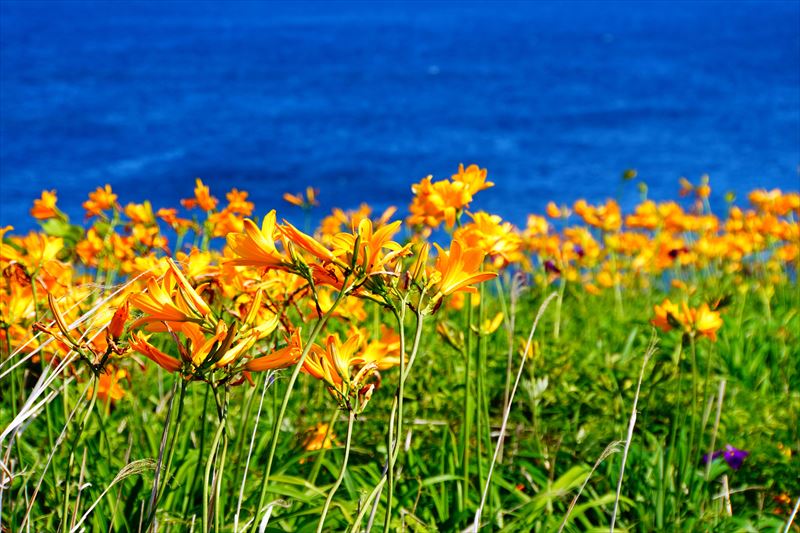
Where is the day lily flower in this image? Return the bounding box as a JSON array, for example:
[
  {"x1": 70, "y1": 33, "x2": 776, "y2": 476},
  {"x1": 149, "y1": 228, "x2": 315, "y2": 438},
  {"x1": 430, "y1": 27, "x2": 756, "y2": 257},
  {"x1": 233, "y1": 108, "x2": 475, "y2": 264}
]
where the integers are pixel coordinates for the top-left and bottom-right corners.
[
  {"x1": 329, "y1": 218, "x2": 409, "y2": 274},
  {"x1": 128, "y1": 332, "x2": 182, "y2": 373},
  {"x1": 283, "y1": 186, "x2": 319, "y2": 208},
  {"x1": 303, "y1": 332, "x2": 377, "y2": 409},
  {"x1": 181, "y1": 178, "x2": 218, "y2": 211},
  {"x1": 124, "y1": 201, "x2": 156, "y2": 226},
  {"x1": 430, "y1": 239, "x2": 497, "y2": 297},
  {"x1": 226, "y1": 211, "x2": 290, "y2": 268},
  {"x1": 280, "y1": 220, "x2": 336, "y2": 262},
  {"x1": 82, "y1": 184, "x2": 119, "y2": 218},
  {"x1": 130, "y1": 259, "x2": 210, "y2": 328},
  {"x1": 30, "y1": 190, "x2": 61, "y2": 220},
  {"x1": 302, "y1": 422, "x2": 335, "y2": 452},
  {"x1": 244, "y1": 328, "x2": 304, "y2": 372},
  {"x1": 651, "y1": 299, "x2": 723, "y2": 341},
  {"x1": 88, "y1": 366, "x2": 129, "y2": 404}
]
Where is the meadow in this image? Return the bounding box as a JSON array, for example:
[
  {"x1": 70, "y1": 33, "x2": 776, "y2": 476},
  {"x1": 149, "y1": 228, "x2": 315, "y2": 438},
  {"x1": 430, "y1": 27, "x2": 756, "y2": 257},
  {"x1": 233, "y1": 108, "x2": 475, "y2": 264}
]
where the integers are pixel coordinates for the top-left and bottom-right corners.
[{"x1": 0, "y1": 165, "x2": 798, "y2": 532}]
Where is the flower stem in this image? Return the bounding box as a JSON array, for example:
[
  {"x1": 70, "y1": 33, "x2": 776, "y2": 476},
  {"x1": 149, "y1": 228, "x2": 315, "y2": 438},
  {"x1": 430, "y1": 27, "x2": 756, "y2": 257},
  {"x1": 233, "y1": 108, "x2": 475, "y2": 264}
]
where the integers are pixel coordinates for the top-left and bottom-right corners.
[
  {"x1": 316, "y1": 409, "x2": 355, "y2": 533},
  {"x1": 202, "y1": 395, "x2": 226, "y2": 533},
  {"x1": 252, "y1": 278, "x2": 351, "y2": 530},
  {"x1": 309, "y1": 407, "x2": 340, "y2": 487}
]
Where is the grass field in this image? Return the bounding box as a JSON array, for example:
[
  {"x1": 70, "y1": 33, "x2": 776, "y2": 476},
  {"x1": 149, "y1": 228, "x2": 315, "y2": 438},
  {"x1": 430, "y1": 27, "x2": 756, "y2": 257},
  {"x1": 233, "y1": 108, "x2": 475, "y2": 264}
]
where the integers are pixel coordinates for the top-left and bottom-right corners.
[{"x1": 1, "y1": 167, "x2": 798, "y2": 531}]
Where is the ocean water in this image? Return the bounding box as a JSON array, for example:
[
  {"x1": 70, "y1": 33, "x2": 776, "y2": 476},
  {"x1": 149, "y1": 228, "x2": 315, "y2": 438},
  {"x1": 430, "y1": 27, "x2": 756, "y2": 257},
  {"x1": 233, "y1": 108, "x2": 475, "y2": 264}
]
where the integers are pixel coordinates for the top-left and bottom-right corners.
[{"x1": 1, "y1": 1, "x2": 799, "y2": 231}]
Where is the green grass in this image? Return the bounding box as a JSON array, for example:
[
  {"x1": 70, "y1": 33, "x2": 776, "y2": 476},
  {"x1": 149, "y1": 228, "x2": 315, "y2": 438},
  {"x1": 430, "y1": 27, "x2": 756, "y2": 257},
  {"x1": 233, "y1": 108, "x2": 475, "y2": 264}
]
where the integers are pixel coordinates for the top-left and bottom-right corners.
[{"x1": 1, "y1": 271, "x2": 798, "y2": 532}]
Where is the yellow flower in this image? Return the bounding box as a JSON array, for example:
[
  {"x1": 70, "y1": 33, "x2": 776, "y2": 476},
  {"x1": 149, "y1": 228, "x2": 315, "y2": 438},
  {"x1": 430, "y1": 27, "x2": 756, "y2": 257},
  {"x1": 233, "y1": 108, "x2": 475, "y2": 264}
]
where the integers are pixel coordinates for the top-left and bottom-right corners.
[
  {"x1": 688, "y1": 303, "x2": 723, "y2": 341},
  {"x1": 244, "y1": 328, "x2": 304, "y2": 372},
  {"x1": 82, "y1": 184, "x2": 119, "y2": 218},
  {"x1": 430, "y1": 238, "x2": 497, "y2": 297},
  {"x1": 30, "y1": 190, "x2": 60, "y2": 220},
  {"x1": 651, "y1": 298, "x2": 683, "y2": 333},
  {"x1": 283, "y1": 186, "x2": 319, "y2": 208},
  {"x1": 302, "y1": 423, "x2": 335, "y2": 452},
  {"x1": 477, "y1": 312, "x2": 504, "y2": 335},
  {"x1": 329, "y1": 218, "x2": 409, "y2": 274},
  {"x1": 124, "y1": 201, "x2": 156, "y2": 225},
  {"x1": 451, "y1": 163, "x2": 493, "y2": 195},
  {"x1": 280, "y1": 220, "x2": 336, "y2": 262},
  {"x1": 226, "y1": 211, "x2": 290, "y2": 268},
  {"x1": 88, "y1": 367, "x2": 129, "y2": 404},
  {"x1": 181, "y1": 178, "x2": 218, "y2": 211},
  {"x1": 129, "y1": 258, "x2": 210, "y2": 328},
  {"x1": 128, "y1": 332, "x2": 182, "y2": 373}
]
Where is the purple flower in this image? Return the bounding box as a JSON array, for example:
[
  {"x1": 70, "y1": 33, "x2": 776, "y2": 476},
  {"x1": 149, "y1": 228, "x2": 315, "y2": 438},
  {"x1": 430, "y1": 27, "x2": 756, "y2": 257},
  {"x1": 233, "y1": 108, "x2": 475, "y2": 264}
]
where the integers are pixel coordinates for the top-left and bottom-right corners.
[
  {"x1": 703, "y1": 444, "x2": 749, "y2": 471},
  {"x1": 544, "y1": 260, "x2": 561, "y2": 274},
  {"x1": 722, "y1": 445, "x2": 749, "y2": 470}
]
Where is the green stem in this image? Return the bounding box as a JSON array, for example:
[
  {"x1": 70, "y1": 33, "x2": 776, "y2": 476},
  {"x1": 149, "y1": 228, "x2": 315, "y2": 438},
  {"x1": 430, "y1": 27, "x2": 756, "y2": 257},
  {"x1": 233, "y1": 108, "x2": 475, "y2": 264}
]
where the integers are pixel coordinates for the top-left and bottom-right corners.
[
  {"x1": 461, "y1": 292, "x2": 474, "y2": 513},
  {"x1": 316, "y1": 409, "x2": 355, "y2": 533},
  {"x1": 183, "y1": 385, "x2": 210, "y2": 516},
  {"x1": 144, "y1": 378, "x2": 187, "y2": 531},
  {"x1": 62, "y1": 374, "x2": 99, "y2": 530},
  {"x1": 383, "y1": 300, "x2": 407, "y2": 531},
  {"x1": 203, "y1": 394, "x2": 226, "y2": 533},
  {"x1": 685, "y1": 335, "x2": 699, "y2": 497},
  {"x1": 252, "y1": 277, "x2": 351, "y2": 530},
  {"x1": 553, "y1": 275, "x2": 566, "y2": 340},
  {"x1": 476, "y1": 273, "x2": 488, "y2": 509},
  {"x1": 309, "y1": 407, "x2": 340, "y2": 486},
  {"x1": 383, "y1": 292, "x2": 426, "y2": 532}
]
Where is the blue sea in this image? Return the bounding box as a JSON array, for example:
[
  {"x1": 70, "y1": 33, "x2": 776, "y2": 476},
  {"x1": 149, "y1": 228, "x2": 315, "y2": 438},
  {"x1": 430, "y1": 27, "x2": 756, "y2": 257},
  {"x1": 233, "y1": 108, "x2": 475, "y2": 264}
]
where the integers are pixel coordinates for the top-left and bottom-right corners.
[{"x1": 1, "y1": 1, "x2": 799, "y2": 231}]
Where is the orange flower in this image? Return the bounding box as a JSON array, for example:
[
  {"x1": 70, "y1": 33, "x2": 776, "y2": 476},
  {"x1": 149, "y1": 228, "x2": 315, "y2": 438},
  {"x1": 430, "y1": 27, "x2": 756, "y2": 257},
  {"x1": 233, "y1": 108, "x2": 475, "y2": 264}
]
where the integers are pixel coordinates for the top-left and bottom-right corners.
[
  {"x1": 545, "y1": 201, "x2": 572, "y2": 219},
  {"x1": 574, "y1": 199, "x2": 622, "y2": 232},
  {"x1": 181, "y1": 321, "x2": 229, "y2": 367},
  {"x1": 302, "y1": 422, "x2": 335, "y2": 452},
  {"x1": 225, "y1": 188, "x2": 254, "y2": 216},
  {"x1": 651, "y1": 298, "x2": 723, "y2": 341},
  {"x1": 156, "y1": 208, "x2": 193, "y2": 230},
  {"x1": 107, "y1": 298, "x2": 129, "y2": 339},
  {"x1": 651, "y1": 298, "x2": 684, "y2": 332},
  {"x1": 88, "y1": 367, "x2": 129, "y2": 403},
  {"x1": 280, "y1": 220, "x2": 336, "y2": 263},
  {"x1": 124, "y1": 201, "x2": 156, "y2": 225},
  {"x1": 454, "y1": 211, "x2": 523, "y2": 267},
  {"x1": 303, "y1": 332, "x2": 376, "y2": 402},
  {"x1": 359, "y1": 325, "x2": 402, "y2": 370},
  {"x1": 226, "y1": 211, "x2": 290, "y2": 268},
  {"x1": 128, "y1": 332, "x2": 182, "y2": 372},
  {"x1": 407, "y1": 166, "x2": 480, "y2": 229},
  {"x1": 430, "y1": 238, "x2": 497, "y2": 297},
  {"x1": 687, "y1": 303, "x2": 723, "y2": 341},
  {"x1": 451, "y1": 163, "x2": 493, "y2": 195},
  {"x1": 82, "y1": 184, "x2": 119, "y2": 218},
  {"x1": 30, "y1": 190, "x2": 60, "y2": 220},
  {"x1": 244, "y1": 328, "x2": 304, "y2": 372},
  {"x1": 329, "y1": 218, "x2": 409, "y2": 273},
  {"x1": 129, "y1": 259, "x2": 210, "y2": 328},
  {"x1": 181, "y1": 178, "x2": 218, "y2": 211},
  {"x1": 283, "y1": 186, "x2": 319, "y2": 208}
]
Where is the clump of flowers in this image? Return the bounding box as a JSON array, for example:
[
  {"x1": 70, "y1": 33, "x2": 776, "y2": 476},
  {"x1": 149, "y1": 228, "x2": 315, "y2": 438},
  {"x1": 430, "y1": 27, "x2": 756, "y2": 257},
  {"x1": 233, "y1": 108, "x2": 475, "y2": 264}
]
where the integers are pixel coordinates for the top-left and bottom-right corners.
[{"x1": 651, "y1": 298, "x2": 724, "y2": 341}]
